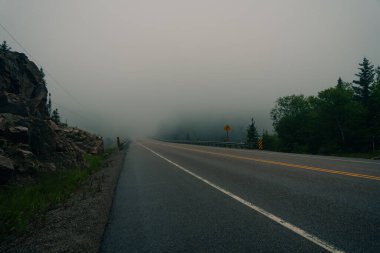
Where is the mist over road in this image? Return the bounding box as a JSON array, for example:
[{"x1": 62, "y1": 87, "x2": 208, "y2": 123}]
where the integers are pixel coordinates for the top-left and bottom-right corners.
[{"x1": 101, "y1": 139, "x2": 380, "y2": 252}]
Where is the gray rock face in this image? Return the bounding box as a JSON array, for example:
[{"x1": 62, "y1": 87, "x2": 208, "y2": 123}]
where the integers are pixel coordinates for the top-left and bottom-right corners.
[
  {"x1": 0, "y1": 51, "x2": 48, "y2": 118},
  {"x1": 58, "y1": 127, "x2": 104, "y2": 155},
  {"x1": 0, "y1": 50, "x2": 104, "y2": 184}
]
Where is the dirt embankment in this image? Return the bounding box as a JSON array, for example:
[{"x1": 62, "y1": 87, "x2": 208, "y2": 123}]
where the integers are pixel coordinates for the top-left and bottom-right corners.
[{"x1": 0, "y1": 148, "x2": 127, "y2": 253}]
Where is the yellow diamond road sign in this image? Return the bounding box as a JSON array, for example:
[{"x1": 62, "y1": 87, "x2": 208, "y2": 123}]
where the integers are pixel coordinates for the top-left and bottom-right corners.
[{"x1": 224, "y1": 125, "x2": 231, "y2": 132}]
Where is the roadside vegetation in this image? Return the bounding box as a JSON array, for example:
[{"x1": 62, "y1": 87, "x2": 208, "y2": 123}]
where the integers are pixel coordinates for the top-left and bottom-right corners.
[
  {"x1": 266, "y1": 58, "x2": 380, "y2": 157},
  {"x1": 0, "y1": 148, "x2": 115, "y2": 240}
]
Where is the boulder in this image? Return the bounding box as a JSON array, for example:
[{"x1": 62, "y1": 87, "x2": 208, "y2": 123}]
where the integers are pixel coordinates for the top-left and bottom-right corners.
[
  {"x1": 17, "y1": 149, "x2": 34, "y2": 158},
  {"x1": 47, "y1": 120, "x2": 59, "y2": 131},
  {"x1": 8, "y1": 126, "x2": 29, "y2": 143},
  {"x1": 9, "y1": 126, "x2": 28, "y2": 133}
]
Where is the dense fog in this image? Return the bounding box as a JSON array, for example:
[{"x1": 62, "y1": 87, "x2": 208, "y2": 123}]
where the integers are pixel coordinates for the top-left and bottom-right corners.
[{"x1": 1, "y1": 0, "x2": 379, "y2": 140}]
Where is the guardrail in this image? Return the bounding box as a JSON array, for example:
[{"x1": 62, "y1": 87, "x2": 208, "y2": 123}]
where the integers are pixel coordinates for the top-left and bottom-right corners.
[{"x1": 159, "y1": 139, "x2": 258, "y2": 150}]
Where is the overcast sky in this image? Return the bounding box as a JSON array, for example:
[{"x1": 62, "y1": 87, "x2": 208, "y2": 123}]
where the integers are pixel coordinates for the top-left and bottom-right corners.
[{"x1": 1, "y1": 0, "x2": 379, "y2": 137}]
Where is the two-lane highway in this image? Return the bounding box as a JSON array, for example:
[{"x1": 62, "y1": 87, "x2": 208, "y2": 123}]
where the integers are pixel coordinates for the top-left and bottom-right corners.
[{"x1": 101, "y1": 139, "x2": 380, "y2": 252}]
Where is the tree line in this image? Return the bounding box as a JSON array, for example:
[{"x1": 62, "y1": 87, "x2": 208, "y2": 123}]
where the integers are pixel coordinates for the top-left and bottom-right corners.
[{"x1": 265, "y1": 57, "x2": 380, "y2": 154}]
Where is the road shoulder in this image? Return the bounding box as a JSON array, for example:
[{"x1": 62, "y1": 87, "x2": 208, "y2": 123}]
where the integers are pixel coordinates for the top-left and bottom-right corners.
[{"x1": 0, "y1": 149, "x2": 127, "y2": 253}]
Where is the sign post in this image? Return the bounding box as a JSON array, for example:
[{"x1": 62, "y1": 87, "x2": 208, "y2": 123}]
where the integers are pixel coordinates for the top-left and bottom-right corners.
[
  {"x1": 117, "y1": 137, "x2": 121, "y2": 150},
  {"x1": 224, "y1": 124, "x2": 231, "y2": 141}
]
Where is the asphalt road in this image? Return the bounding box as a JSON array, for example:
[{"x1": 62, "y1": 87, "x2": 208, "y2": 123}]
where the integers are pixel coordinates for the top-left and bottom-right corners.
[{"x1": 100, "y1": 139, "x2": 380, "y2": 253}]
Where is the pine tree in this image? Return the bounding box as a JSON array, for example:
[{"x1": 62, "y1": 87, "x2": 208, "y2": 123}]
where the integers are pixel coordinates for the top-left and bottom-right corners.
[
  {"x1": 369, "y1": 66, "x2": 380, "y2": 151},
  {"x1": 353, "y1": 57, "x2": 375, "y2": 106},
  {"x1": 247, "y1": 118, "x2": 258, "y2": 143},
  {"x1": 375, "y1": 66, "x2": 380, "y2": 87},
  {"x1": 337, "y1": 77, "x2": 344, "y2": 88},
  {"x1": 51, "y1": 108, "x2": 61, "y2": 124},
  {"x1": 47, "y1": 93, "x2": 52, "y2": 116},
  {"x1": 0, "y1": 41, "x2": 11, "y2": 52},
  {"x1": 40, "y1": 67, "x2": 47, "y2": 86}
]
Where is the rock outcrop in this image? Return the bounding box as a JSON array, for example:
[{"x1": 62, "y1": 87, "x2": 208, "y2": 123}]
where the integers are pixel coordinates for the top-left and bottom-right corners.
[
  {"x1": 0, "y1": 51, "x2": 48, "y2": 118},
  {"x1": 0, "y1": 50, "x2": 103, "y2": 184}
]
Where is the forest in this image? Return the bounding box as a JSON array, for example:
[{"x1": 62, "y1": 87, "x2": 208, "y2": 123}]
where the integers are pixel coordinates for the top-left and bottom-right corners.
[{"x1": 267, "y1": 57, "x2": 380, "y2": 155}]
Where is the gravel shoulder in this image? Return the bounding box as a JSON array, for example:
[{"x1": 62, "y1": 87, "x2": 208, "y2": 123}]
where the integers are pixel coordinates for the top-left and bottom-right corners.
[{"x1": 0, "y1": 149, "x2": 127, "y2": 253}]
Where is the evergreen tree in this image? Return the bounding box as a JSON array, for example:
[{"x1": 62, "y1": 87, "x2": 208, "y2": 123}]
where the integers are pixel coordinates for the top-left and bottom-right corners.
[
  {"x1": 0, "y1": 41, "x2": 11, "y2": 52},
  {"x1": 40, "y1": 67, "x2": 47, "y2": 86},
  {"x1": 375, "y1": 66, "x2": 380, "y2": 88},
  {"x1": 337, "y1": 77, "x2": 344, "y2": 88},
  {"x1": 369, "y1": 66, "x2": 380, "y2": 151},
  {"x1": 353, "y1": 57, "x2": 375, "y2": 106},
  {"x1": 246, "y1": 118, "x2": 258, "y2": 144},
  {"x1": 47, "y1": 93, "x2": 52, "y2": 116},
  {"x1": 51, "y1": 108, "x2": 61, "y2": 124}
]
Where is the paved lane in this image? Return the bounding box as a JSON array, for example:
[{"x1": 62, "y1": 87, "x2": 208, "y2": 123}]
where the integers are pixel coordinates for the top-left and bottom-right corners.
[{"x1": 101, "y1": 139, "x2": 380, "y2": 252}]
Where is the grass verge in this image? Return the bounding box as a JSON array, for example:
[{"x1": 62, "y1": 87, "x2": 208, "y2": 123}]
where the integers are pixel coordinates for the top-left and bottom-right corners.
[
  {"x1": 0, "y1": 148, "x2": 115, "y2": 240},
  {"x1": 332, "y1": 150, "x2": 380, "y2": 159}
]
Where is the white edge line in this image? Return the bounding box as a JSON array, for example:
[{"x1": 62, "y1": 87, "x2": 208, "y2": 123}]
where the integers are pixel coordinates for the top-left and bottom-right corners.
[{"x1": 137, "y1": 142, "x2": 345, "y2": 253}]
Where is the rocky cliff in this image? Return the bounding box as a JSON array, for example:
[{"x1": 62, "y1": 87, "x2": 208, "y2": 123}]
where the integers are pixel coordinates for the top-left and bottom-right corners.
[{"x1": 0, "y1": 50, "x2": 103, "y2": 184}]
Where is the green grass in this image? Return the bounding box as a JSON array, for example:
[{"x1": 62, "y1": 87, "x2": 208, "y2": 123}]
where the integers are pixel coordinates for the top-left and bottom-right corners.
[
  {"x1": 332, "y1": 150, "x2": 380, "y2": 159},
  {"x1": 0, "y1": 150, "x2": 113, "y2": 240}
]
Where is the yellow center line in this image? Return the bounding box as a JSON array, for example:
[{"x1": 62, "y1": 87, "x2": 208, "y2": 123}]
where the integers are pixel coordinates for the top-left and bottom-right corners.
[{"x1": 149, "y1": 141, "x2": 380, "y2": 182}]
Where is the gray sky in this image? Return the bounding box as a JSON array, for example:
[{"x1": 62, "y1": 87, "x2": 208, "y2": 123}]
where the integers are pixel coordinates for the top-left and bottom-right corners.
[{"x1": 1, "y1": 0, "x2": 379, "y2": 137}]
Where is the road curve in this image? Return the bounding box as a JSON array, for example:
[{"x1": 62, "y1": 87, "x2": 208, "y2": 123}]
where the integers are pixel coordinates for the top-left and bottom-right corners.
[{"x1": 100, "y1": 139, "x2": 380, "y2": 252}]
